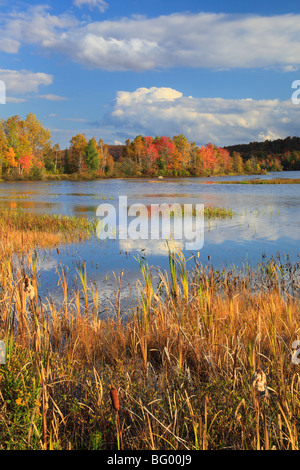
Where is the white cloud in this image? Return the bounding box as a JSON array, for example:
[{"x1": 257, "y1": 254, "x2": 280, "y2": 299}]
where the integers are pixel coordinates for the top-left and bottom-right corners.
[
  {"x1": 109, "y1": 86, "x2": 300, "y2": 146},
  {"x1": 0, "y1": 69, "x2": 53, "y2": 94},
  {"x1": 119, "y1": 238, "x2": 184, "y2": 256},
  {"x1": 73, "y1": 0, "x2": 108, "y2": 12},
  {"x1": 0, "y1": 5, "x2": 77, "y2": 53},
  {"x1": 36, "y1": 94, "x2": 68, "y2": 101},
  {"x1": 59, "y1": 117, "x2": 87, "y2": 122},
  {"x1": 1, "y1": 7, "x2": 300, "y2": 71},
  {"x1": 0, "y1": 38, "x2": 20, "y2": 53},
  {"x1": 6, "y1": 96, "x2": 28, "y2": 103}
]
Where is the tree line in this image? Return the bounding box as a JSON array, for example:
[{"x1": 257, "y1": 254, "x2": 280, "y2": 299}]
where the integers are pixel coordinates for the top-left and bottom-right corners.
[
  {"x1": 225, "y1": 136, "x2": 300, "y2": 172},
  {"x1": 0, "y1": 114, "x2": 299, "y2": 180},
  {"x1": 0, "y1": 115, "x2": 115, "y2": 179},
  {"x1": 115, "y1": 135, "x2": 287, "y2": 177}
]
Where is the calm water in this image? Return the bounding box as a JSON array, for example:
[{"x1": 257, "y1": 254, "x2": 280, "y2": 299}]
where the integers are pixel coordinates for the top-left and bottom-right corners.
[{"x1": 2, "y1": 171, "x2": 300, "y2": 306}]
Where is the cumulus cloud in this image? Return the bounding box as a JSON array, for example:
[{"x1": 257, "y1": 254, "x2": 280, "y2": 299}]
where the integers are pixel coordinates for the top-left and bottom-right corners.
[
  {"x1": 0, "y1": 69, "x2": 53, "y2": 94},
  {"x1": 46, "y1": 12, "x2": 300, "y2": 71},
  {"x1": 1, "y1": 6, "x2": 300, "y2": 71},
  {"x1": 109, "y1": 86, "x2": 300, "y2": 146}
]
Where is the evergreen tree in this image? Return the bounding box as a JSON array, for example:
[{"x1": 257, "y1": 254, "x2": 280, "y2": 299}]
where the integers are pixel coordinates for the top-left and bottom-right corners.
[
  {"x1": 84, "y1": 138, "x2": 100, "y2": 172},
  {"x1": 64, "y1": 148, "x2": 71, "y2": 174}
]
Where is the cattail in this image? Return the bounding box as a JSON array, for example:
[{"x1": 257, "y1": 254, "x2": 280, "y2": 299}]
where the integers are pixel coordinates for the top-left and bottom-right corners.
[
  {"x1": 110, "y1": 387, "x2": 120, "y2": 411},
  {"x1": 252, "y1": 369, "x2": 267, "y2": 393},
  {"x1": 24, "y1": 275, "x2": 35, "y2": 300},
  {"x1": 110, "y1": 386, "x2": 123, "y2": 450}
]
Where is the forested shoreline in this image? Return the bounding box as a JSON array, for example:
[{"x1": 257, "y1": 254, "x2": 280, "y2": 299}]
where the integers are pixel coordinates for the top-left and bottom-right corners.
[{"x1": 1, "y1": 113, "x2": 300, "y2": 181}]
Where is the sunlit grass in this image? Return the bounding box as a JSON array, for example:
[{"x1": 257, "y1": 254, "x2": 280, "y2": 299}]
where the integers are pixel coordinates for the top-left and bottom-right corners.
[
  {"x1": 216, "y1": 178, "x2": 300, "y2": 185},
  {"x1": 0, "y1": 209, "x2": 96, "y2": 254},
  {"x1": 0, "y1": 237, "x2": 299, "y2": 450}
]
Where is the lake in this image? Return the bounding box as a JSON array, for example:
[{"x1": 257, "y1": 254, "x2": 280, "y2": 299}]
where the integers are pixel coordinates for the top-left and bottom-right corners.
[{"x1": 2, "y1": 171, "x2": 300, "y2": 307}]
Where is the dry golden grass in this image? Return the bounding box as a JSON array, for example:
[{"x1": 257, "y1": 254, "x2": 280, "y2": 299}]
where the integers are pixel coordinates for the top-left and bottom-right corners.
[
  {"x1": 0, "y1": 229, "x2": 64, "y2": 253},
  {"x1": 0, "y1": 224, "x2": 299, "y2": 450},
  {"x1": 0, "y1": 209, "x2": 96, "y2": 258}
]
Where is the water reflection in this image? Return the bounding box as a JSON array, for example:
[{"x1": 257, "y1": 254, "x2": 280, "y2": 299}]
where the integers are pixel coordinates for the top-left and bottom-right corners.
[{"x1": 1, "y1": 171, "x2": 299, "y2": 304}]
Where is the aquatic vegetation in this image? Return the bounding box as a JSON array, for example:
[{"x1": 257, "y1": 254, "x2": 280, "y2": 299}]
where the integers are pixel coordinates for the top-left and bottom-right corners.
[
  {"x1": 0, "y1": 209, "x2": 96, "y2": 235},
  {"x1": 202, "y1": 206, "x2": 234, "y2": 219},
  {"x1": 0, "y1": 209, "x2": 97, "y2": 254},
  {"x1": 168, "y1": 205, "x2": 235, "y2": 219},
  {"x1": 216, "y1": 178, "x2": 300, "y2": 185},
  {"x1": 0, "y1": 194, "x2": 31, "y2": 200},
  {"x1": 0, "y1": 240, "x2": 299, "y2": 450}
]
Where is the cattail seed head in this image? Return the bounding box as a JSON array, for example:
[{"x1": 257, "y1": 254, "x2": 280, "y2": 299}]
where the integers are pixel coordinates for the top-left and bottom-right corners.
[
  {"x1": 24, "y1": 275, "x2": 35, "y2": 300},
  {"x1": 252, "y1": 369, "x2": 267, "y2": 393},
  {"x1": 110, "y1": 387, "x2": 120, "y2": 411}
]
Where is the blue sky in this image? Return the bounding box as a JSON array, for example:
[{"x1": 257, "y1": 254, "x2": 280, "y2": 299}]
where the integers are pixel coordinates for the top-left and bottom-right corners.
[{"x1": 1, "y1": 0, "x2": 300, "y2": 148}]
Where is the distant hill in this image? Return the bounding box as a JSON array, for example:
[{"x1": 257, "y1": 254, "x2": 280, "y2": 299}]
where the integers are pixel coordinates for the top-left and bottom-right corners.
[{"x1": 224, "y1": 136, "x2": 300, "y2": 158}]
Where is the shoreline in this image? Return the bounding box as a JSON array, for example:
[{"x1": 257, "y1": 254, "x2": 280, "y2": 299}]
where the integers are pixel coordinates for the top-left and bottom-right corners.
[{"x1": 0, "y1": 170, "x2": 298, "y2": 184}]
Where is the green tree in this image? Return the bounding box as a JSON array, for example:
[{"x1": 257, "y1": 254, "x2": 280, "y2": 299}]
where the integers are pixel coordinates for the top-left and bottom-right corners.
[
  {"x1": 85, "y1": 138, "x2": 100, "y2": 172},
  {"x1": 63, "y1": 148, "x2": 71, "y2": 174}
]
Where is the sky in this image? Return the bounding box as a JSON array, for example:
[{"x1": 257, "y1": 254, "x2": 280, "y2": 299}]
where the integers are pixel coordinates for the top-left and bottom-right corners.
[{"x1": 1, "y1": 0, "x2": 300, "y2": 149}]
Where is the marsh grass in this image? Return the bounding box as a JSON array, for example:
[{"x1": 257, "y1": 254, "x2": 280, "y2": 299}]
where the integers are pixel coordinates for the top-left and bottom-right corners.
[
  {"x1": 168, "y1": 206, "x2": 235, "y2": 220},
  {"x1": 0, "y1": 209, "x2": 96, "y2": 255},
  {"x1": 216, "y1": 178, "x2": 300, "y2": 185},
  {"x1": 0, "y1": 230, "x2": 299, "y2": 450},
  {"x1": 0, "y1": 209, "x2": 96, "y2": 236}
]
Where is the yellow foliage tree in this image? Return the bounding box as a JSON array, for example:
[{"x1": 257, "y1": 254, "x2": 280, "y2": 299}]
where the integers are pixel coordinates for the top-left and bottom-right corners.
[
  {"x1": 5, "y1": 147, "x2": 18, "y2": 168},
  {"x1": 69, "y1": 134, "x2": 88, "y2": 173}
]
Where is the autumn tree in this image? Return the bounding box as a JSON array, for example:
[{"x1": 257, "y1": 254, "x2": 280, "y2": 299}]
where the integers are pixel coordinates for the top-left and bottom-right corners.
[
  {"x1": 19, "y1": 154, "x2": 33, "y2": 173},
  {"x1": 0, "y1": 122, "x2": 8, "y2": 176},
  {"x1": 105, "y1": 153, "x2": 115, "y2": 176},
  {"x1": 5, "y1": 147, "x2": 18, "y2": 170},
  {"x1": 98, "y1": 139, "x2": 112, "y2": 175},
  {"x1": 188, "y1": 142, "x2": 202, "y2": 175},
  {"x1": 3, "y1": 116, "x2": 20, "y2": 148},
  {"x1": 244, "y1": 157, "x2": 261, "y2": 174},
  {"x1": 173, "y1": 134, "x2": 191, "y2": 169},
  {"x1": 231, "y1": 151, "x2": 244, "y2": 174},
  {"x1": 3, "y1": 116, "x2": 33, "y2": 174},
  {"x1": 217, "y1": 147, "x2": 232, "y2": 174},
  {"x1": 142, "y1": 136, "x2": 159, "y2": 175},
  {"x1": 24, "y1": 112, "x2": 52, "y2": 161},
  {"x1": 69, "y1": 134, "x2": 87, "y2": 173},
  {"x1": 198, "y1": 143, "x2": 218, "y2": 175},
  {"x1": 154, "y1": 136, "x2": 176, "y2": 173}
]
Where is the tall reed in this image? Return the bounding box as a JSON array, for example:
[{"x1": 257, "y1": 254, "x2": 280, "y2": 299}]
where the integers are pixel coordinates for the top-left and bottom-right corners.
[{"x1": 0, "y1": 238, "x2": 300, "y2": 450}]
